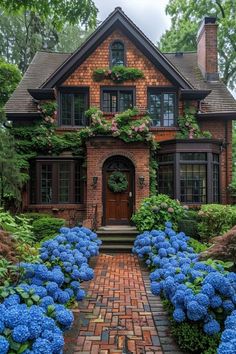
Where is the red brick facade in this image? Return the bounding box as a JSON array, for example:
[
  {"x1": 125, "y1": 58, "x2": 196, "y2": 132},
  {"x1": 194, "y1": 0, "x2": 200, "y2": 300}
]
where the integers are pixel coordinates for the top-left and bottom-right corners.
[{"x1": 23, "y1": 16, "x2": 234, "y2": 227}]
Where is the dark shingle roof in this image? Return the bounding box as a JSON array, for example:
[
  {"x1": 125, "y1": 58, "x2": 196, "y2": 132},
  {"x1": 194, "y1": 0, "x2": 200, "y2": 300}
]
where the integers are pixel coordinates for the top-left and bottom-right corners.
[
  {"x1": 5, "y1": 50, "x2": 236, "y2": 115},
  {"x1": 5, "y1": 51, "x2": 70, "y2": 114},
  {"x1": 164, "y1": 52, "x2": 236, "y2": 113}
]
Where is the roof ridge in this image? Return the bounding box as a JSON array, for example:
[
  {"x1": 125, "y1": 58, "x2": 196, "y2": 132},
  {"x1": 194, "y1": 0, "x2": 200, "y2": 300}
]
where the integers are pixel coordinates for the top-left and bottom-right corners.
[{"x1": 36, "y1": 50, "x2": 72, "y2": 55}]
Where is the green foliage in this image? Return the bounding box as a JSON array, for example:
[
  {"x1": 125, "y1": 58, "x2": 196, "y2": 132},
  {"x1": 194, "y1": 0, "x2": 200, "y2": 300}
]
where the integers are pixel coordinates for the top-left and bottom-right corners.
[
  {"x1": 162, "y1": 299, "x2": 220, "y2": 353},
  {"x1": 170, "y1": 319, "x2": 220, "y2": 353},
  {"x1": 178, "y1": 210, "x2": 200, "y2": 239},
  {"x1": 0, "y1": 209, "x2": 35, "y2": 244},
  {"x1": 159, "y1": 0, "x2": 236, "y2": 90},
  {"x1": 149, "y1": 155, "x2": 158, "y2": 195},
  {"x1": 177, "y1": 108, "x2": 212, "y2": 139},
  {"x1": 189, "y1": 238, "x2": 209, "y2": 253},
  {"x1": 0, "y1": 257, "x2": 17, "y2": 284},
  {"x1": 198, "y1": 204, "x2": 236, "y2": 241},
  {"x1": 227, "y1": 179, "x2": 236, "y2": 195},
  {"x1": 108, "y1": 171, "x2": 128, "y2": 193},
  {"x1": 31, "y1": 216, "x2": 65, "y2": 241},
  {"x1": 0, "y1": 12, "x2": 95, "y2": 73},
  {"x1": 0, "y1": 127, "x2": 28, "y2": 208},
  {"x1": 132, "y1": 194, "x2": 186, "y2": 232},
  {"x1": 0, "y1": 58, "x2": 21, "y2": 108},
  {"x1": 0, "y1": 283, "x2": 41, "y2": 306},
  {"x1": 0, "y1": 0, "x2": 98, "y2": 30},
  {"x1": 93, "y1": 66, "x2": 144, "y2": 83}
]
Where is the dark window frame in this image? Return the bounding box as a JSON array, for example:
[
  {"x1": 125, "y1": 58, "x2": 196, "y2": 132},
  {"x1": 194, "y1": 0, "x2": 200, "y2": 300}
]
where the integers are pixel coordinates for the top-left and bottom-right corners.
[
  {"x1": 101, "y1": 86, "x2": 135, "y2": 113},
  {"x1": 109, "y1": 40, "x2": 126, "y2": 67},
  {"x1": 147, "y1": 87, "x2": 178, "y2": 127},
  {"x1": 58, "y1": 87, "x2": 89, "y2": 127},
  {"x1": 158, "y1": 151, "x2": 220, "y2": 204},
  {"x1": 30, "y1": 158, "x2": 84, "y2": 204}
]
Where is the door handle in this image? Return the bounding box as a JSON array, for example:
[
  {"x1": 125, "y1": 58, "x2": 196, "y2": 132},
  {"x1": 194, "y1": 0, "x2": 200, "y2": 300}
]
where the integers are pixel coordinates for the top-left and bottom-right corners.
[{"x1": 129, "y1": 191, "x2": 132, "y2": 197}]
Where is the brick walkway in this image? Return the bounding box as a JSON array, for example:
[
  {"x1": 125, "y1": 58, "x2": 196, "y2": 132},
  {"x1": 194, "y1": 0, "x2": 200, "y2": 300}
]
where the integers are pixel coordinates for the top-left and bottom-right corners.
[{"x1": 64, "y1": 253, "x2": 183, "y2": 354}]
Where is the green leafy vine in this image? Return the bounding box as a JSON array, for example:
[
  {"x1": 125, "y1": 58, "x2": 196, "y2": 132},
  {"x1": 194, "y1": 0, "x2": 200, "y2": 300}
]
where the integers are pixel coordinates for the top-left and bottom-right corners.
[
  {"x1": 93, "y1": 66, "x2": 144, "y2": 83},
  {"x1": 177, "y1": 108, "x2": 212, "y2": 139}
]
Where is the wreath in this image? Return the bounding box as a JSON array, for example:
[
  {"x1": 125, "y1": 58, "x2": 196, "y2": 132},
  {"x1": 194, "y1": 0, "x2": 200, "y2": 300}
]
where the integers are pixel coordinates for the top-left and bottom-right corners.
[{"x1": 108, "y1": 171, "x2": 128, "y2": 193}]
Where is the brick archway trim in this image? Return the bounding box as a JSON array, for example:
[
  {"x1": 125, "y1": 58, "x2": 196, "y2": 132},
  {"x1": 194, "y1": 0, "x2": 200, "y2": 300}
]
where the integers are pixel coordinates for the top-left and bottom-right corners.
[{"x1": 98, "y1": 151, "x2": 137, "y2": 169}]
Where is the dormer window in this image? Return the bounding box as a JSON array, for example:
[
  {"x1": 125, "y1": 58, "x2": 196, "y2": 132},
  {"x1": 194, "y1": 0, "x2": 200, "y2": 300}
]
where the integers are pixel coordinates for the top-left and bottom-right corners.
[{"x1": 110, "y1": 41, "x2": 125, "y2": 67}]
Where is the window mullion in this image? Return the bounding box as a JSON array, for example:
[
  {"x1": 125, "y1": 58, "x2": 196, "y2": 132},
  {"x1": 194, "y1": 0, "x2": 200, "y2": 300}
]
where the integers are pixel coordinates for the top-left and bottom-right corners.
[
  {"x1": 207, "y1": 152, "x2": 213, "y2": 203},
  {"x1": 72, "y1": 94, "x2": 74, "y2": 126},
  {"x1": 117, "y1": 90, "x2": 120, "y2": 112},
  {"x1": 53, "y1": 162, "x2": 58, "y2": 204},
  {"x1": 175, "y1": 153, "x2": 180, "y2": 200},
  {"x1": 71, "y1": 161, "x2": 75, "y2": 204}
]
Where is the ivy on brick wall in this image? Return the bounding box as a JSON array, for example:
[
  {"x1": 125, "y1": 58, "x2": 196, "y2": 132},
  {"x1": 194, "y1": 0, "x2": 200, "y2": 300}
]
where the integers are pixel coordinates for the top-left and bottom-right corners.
[
  {"x1": 177, "y1": 108, "x2": 212, "y2": 139},
  {"x1": 9, "y1": 104, "x2": 159, "y2": 194},
  {"x1": 93, "y1": 66, "x2": 144, "y2": 83}
]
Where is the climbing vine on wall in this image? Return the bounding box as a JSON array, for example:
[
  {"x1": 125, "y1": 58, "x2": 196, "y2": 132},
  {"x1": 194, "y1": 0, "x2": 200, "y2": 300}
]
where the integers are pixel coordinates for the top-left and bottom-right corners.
[
  {"x1": 93, "y1": 66, "x2": 144, "y2": 83},
  {"x1": 177, "y1": 107, "x2": 212, "y2": 139}
]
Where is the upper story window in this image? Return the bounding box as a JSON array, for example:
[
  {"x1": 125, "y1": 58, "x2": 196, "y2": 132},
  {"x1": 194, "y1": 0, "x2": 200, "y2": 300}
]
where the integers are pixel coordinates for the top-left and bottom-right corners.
[
  {"x1": 101, "y1": 87, "x2": 134, "y2": 113},
  {"x1": 148, "y1": 89, "x2": 177, "y2": 127},
  {"x1": 110, "y1": 41, "x2": 125, "y2": 67},
  {"x1": 59, "y1": 88, "x2": 88, "y2": 126}
]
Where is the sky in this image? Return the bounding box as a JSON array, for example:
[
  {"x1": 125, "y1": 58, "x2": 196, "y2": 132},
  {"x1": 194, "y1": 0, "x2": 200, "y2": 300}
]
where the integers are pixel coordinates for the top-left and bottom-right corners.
[{"x1": 93, "y1": 0, "x2": 171, "y2": 44}]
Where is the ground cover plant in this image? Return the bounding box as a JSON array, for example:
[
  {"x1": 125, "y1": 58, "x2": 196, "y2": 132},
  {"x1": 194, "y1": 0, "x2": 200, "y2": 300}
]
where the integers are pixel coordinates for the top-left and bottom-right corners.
[
  {"x1": 133, "y1": 222, "x2": 236, "y2": 354},
  {"x1": 0, "y1": 226, "x2": 101, "y2": 353}
]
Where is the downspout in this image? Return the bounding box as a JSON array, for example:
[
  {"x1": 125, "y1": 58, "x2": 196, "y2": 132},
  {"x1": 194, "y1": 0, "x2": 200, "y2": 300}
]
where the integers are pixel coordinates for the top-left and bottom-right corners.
[{"x1": 224, "y1": 120, "x2": 229, "y2": 203}]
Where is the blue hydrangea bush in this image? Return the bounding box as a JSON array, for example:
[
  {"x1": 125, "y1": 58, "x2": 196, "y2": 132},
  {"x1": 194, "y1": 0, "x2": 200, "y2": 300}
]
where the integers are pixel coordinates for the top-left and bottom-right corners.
[
  {"x1": 0, "y1": 226, "x2": 101, "y2": 353},
  {"x1": 132, "y1": 222, "x2": 236, "y2": 353}
]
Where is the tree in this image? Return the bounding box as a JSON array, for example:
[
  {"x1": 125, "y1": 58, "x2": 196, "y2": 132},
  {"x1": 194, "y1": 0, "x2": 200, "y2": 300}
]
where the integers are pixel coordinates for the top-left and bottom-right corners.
[
  {"x1": 0, "y1": 58, "x2": 21, "y2": 108},
  {"x1": 159, "y1": 0, "x2": 236, "y2": 90},
  {"x1": 0, "y1": 11, "x2": 96, "y2": 72},
  {"x1": 0, "y1": 126, "x2": 28, "y2": 209},
  {"x1": 0, "y1": 0, "x2": 98, "y2": 30}
]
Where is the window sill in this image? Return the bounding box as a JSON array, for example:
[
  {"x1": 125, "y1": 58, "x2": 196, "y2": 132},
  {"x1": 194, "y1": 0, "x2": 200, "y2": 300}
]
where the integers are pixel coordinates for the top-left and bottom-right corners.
[
  {"x1": 150, "y1": 127, "x2": 179, "y2": 131},
  {"x1": 56, "y1": 126, "x2": 87, "y2": 132},
  {"x1": 28, "y1": 204, "x2": 86, "y2": 210}
]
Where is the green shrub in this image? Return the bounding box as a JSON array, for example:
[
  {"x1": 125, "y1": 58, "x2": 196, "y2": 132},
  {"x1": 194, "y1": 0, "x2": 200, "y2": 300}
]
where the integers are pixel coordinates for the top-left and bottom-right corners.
[
  {"x1": 198, "y1": 204, "x2": 236, "y2": 241},
  {"x1": 178, "y1": 210, "x2": 200, "y2": 239},
  {"x1": 189, "y1": 238, "x2": 209, "y2": 253},
  {"x1": 162, "y1": 299, "x2": 220, "y2": 354},
  {"x1": 131, "y1": 194, "x2": 186, "y2": 232},
  {"x1": 0, "y1": 209, "x2": 35, "y2": 244},
  {"x1": 171, "y1": 320, "x2": 220, "y2": 354},
  {"x1": 32, "y1": 216, "x2": 65, "y2": 241},
  {"x1": 21, "y1": 212, "x2": 51, "y2": 222}
]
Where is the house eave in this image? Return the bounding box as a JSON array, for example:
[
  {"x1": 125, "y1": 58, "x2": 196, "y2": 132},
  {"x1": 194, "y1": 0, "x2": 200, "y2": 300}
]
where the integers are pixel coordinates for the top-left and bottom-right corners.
[
  {"x1": 180, "y1": 89, "x2": 211, "y2": 100},
  {"x1": 197, "y1": 111, "x2": 236, "y2": 120},
  {"x1": 28, "y1": 88, "x2": 55, "y2": 100}
]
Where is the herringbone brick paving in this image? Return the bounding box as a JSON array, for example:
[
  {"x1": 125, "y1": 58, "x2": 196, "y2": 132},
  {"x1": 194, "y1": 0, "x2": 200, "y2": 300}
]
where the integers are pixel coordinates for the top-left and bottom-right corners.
[{"x1": 64, "y1": 253, "x2": 184, "y2": 354}]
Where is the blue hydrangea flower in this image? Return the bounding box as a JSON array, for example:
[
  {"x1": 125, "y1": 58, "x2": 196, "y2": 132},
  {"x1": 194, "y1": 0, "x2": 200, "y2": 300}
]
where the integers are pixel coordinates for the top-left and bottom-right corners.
[
  {"x1": 203, "y1": 319, "x2": 220, "y2": 335},
  {"x1": 0, "y1": 336, "x2": 9, "y2": 354},
  {"x1": 12, "y1": 325, "x2": 30, "y2": 343}
]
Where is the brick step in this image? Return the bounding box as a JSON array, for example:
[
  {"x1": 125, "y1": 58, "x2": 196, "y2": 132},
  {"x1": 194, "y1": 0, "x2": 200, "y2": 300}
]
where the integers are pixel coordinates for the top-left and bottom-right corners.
[
  {"x1": 99, "y1": 235, "x2": 136, "y2": 243},
  {"x1": 100, "y1": 244, "x2": 133, "y2": 252}
]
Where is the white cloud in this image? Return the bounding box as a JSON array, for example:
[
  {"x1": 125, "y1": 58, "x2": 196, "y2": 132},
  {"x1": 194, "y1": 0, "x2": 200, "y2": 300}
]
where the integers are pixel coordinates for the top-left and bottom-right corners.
[{"x1": 94, "y1": 0, "x2": 171, "y2": 44}]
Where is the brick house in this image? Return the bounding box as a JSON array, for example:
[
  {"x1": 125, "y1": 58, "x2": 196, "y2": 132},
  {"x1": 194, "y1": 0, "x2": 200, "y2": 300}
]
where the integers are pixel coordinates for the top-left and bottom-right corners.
[{"x1": 5, "y1": 8, "x2": 236, "y2": 228}]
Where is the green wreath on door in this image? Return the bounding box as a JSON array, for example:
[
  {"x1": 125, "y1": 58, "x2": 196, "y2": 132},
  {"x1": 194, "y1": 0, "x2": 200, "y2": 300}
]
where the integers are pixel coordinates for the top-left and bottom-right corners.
[{"x1": 108, "y1": 171, "x2": 128, "y2": 193}]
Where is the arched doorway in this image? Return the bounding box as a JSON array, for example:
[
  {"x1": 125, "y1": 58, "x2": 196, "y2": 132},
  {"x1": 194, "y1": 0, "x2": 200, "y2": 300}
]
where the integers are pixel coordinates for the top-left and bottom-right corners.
[{"x1": 102, "y1": 155, "x2": 135, "y2": 225}]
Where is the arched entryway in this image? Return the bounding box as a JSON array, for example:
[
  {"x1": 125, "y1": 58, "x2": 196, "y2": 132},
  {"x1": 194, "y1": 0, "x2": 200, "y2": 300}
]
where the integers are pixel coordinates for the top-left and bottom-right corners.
[{"x1": 102, "y1": 155, "x2": 135, "y2": 225}]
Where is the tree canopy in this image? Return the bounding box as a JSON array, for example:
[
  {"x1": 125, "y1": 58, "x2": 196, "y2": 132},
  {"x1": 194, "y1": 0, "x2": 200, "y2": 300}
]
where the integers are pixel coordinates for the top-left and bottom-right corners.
[
  {"x1": 0, "y1": 59, "x2": 21, "y2": 108},
  {"x1": 0, "y1": 12, "x2": 93, "y2": 73},
  {"x1": 159, "y1": 0, "x2": 236, "y2": 90},
  {"x1": 0, "y1": 0, "x2": 98, "y2": 30}
]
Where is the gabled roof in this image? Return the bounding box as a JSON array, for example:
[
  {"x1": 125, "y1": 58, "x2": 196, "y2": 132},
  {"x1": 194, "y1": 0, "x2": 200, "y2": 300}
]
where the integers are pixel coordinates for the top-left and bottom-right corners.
[{"x1": 42, "y1": 7, "x2": 193, "y2": 89}]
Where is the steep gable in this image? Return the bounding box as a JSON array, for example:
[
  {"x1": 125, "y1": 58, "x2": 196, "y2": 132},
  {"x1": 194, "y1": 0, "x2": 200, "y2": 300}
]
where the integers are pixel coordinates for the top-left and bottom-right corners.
[{"x1": 42, "y1": 7, "x2": 192, "y2": 89}]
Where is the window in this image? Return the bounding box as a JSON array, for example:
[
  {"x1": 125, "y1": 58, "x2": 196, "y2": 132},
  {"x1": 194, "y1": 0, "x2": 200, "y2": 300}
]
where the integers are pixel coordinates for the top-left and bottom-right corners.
[
  {"x1": 213, "y1": 154, "x2": 220, "y2": 203},
  {"x1": 158, "y1": 164, "x2": 174, "y2": 197},
  {"x1": 180, "y1": 164, "x2": 207, "y2": 203},
  {"x1": 110, "y1": 41, "x2": 125, "y2": 67},
  {"x1": 148, "y1": 90, "x2": 176, "y2": 127},
  {"x1": 30, "y1": 159, "x2": 83, "y2": 204},
  {"x1": 102, "y1": 88, "x2": 134, "y2": 113},
  {"x1": 60, "y1": 89, "x2": 88, "y2": 126},
  {"x1": 157, "y1": 151, "x2": 220, "y2": 204}
]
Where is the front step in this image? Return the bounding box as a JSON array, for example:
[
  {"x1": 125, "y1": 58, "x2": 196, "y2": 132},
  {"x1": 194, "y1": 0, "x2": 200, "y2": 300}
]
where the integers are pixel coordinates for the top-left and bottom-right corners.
[{"x1": 97, "y1": 226, "x2": 139, "y2": 252}]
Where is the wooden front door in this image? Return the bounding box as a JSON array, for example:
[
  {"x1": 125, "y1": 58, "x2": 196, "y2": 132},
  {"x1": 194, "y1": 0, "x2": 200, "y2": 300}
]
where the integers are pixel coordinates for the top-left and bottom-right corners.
[{"x1": 103, "y1": 156, "x2": 134, "y2": 225}]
